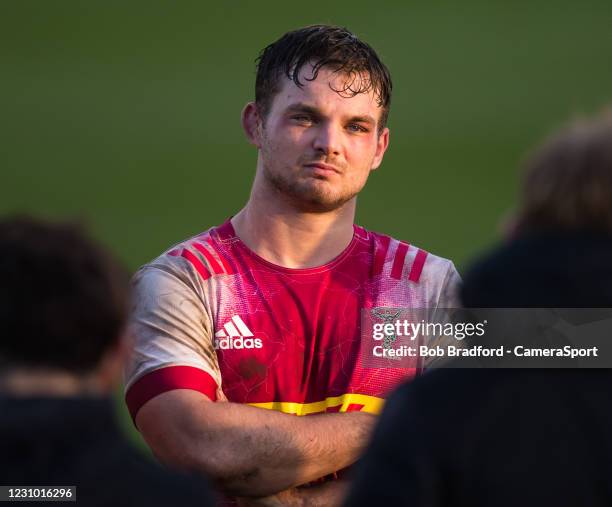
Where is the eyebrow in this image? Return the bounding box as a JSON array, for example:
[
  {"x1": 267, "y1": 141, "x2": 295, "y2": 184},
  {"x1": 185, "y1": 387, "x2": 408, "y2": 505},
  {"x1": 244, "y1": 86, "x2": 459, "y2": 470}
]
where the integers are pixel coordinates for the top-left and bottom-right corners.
[{"x1": 284, "y1": 102, "x2": 377, "y2": 126}]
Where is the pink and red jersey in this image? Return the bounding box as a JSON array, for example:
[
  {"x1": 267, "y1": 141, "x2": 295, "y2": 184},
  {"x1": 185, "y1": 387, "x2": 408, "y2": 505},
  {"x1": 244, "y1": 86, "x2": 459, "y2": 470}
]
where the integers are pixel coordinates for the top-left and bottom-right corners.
[{"x1": 124, "y1": 220, "x2": 460, "y2": 420}]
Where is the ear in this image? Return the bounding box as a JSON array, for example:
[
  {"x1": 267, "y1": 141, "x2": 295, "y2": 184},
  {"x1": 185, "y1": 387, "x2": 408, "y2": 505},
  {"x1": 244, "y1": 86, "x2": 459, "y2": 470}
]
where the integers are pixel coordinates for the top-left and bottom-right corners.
[
  {"x1": 499, "y1": 209, "x2": 519, "y2": 240},
  {"x1": 241, "y1": 102, "x2": 263, "y2": 148},
  {"x1": 96, "y1": 331, "x2": 132, "y2": 392},
  {"x1": 371, "y1": 127, "x2": 390, "y2": 171}
]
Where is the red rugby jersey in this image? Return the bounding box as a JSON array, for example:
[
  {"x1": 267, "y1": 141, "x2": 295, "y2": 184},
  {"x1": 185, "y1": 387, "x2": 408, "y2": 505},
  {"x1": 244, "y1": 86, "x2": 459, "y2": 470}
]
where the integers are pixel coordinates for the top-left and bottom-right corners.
[{"x1": 125, "y1": 220, "x2": 460, "y2": 420}]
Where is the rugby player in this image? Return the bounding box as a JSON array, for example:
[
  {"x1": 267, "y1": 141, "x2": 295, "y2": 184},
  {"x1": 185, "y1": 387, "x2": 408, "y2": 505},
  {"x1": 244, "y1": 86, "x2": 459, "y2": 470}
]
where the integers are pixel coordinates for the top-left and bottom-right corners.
[{"x1": 125, "y1": 25, "x2": 461, "y2": 505}]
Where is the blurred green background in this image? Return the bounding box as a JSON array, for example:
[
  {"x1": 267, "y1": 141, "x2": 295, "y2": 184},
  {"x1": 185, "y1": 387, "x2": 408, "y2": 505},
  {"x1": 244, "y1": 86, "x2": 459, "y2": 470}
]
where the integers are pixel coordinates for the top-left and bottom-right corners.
[{"x1": 2, "y1": 1, "x2": 612, "y2": 446}]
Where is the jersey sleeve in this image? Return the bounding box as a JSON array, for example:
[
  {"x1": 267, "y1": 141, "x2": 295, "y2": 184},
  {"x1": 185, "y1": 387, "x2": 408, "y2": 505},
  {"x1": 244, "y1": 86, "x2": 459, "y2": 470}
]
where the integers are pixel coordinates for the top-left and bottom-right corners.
[
  {"x1": 436, "y1": 261, "x2": 462, "y2": 309},
  {"x1": 423, "y1": 260, "x2": 464, "y2": 369},
  {"x1": 124, "y1": 259, "x2": 223, "y2": 423}
]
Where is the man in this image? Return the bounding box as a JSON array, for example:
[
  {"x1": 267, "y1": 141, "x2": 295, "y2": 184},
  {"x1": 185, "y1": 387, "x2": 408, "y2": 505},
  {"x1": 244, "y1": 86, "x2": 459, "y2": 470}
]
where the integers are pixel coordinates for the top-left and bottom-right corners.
[
  {"x1": 343, "y1": 110, "x2": 612, "y2": 506},
  {"x1": 125, "y1": 25, "x2": 460, "y2": 505},
  {"x1": 0, "y1": 216, "x2": 214, "y2": 507}
]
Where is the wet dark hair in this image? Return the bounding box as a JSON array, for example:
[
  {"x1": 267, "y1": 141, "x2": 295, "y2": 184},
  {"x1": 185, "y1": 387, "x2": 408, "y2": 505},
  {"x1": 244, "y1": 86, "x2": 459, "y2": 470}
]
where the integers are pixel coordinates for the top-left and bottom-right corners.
[
  {"x1": 255, "y1": 25, "x2": 392, "y2": 132},
  {"x1": 0, "y1": 216, "x2": 130, "y2": 374}
]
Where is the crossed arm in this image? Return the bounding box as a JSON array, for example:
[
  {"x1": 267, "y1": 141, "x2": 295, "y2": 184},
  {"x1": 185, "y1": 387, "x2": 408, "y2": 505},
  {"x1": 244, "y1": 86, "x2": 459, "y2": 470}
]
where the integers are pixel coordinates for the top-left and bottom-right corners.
[{"x1": 135, "y1": 389, "x2": 375, "y2": 499}]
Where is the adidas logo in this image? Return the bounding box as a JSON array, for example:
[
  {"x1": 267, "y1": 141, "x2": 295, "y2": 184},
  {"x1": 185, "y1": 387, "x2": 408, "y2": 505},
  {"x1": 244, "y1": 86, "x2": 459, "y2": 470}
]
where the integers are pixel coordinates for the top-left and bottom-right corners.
[{"x1": 214, "y1": 315, "x2": 263, "y2": 350}]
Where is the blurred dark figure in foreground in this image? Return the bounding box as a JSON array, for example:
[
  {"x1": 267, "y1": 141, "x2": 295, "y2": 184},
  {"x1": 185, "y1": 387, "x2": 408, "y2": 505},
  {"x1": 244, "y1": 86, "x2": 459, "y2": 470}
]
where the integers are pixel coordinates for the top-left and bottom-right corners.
[
  {"x1": 0, "y1": 217, "x2": 214, "y2": 507},
  {"x1": 344, "y1": 110, "x2": 612, "y2": 507}
]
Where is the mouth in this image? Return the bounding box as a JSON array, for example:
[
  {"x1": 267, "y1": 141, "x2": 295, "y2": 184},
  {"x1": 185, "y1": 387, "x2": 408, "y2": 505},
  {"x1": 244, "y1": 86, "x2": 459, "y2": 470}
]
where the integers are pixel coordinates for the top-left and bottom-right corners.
[{"x1": 303, "y1": 162, "x2": 341, "y2": 175}]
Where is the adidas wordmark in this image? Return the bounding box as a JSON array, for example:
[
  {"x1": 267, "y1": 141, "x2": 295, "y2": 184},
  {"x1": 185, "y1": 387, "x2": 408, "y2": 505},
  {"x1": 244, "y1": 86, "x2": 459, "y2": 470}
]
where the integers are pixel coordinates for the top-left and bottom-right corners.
[{"x1": 214, "y1": 315, "x2": 263, "y2": 350}]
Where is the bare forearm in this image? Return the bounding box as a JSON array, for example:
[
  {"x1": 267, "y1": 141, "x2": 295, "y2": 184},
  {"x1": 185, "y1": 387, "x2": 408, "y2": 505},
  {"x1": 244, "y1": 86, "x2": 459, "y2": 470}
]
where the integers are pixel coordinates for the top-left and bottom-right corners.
[
  {"x1": 194, "y1": 401, "x2": 371, "y2": 494},
  {"x1": 136, "y1": 390, "x2": 375, "y2": 496}
]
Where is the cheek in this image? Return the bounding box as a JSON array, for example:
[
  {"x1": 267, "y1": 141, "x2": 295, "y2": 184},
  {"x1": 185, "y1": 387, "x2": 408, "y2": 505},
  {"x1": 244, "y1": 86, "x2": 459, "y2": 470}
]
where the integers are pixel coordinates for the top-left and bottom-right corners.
[
  {"x1": 284, "y1": 127, "x2": 312, "y2": 147},
  {"x1": 346, "y1": 139, "x2": 378, "y2": 166},
  {"x1": 262, "y1": 131, "x2": 308, "y2": 169},
  {"x1": 268, "y1": 126, "x2": 306, "y2": 151},
  {"x1": 278, "y1": 133, "x2": 313, "y2": 164}
]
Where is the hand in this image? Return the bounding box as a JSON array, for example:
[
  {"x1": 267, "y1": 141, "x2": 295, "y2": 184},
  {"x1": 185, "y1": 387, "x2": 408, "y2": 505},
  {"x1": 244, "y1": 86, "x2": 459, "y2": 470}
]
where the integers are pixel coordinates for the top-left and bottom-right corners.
[
  {"x1": 236, "y1": 479, "x2": 348, "y2": 507},
  {"x1": 236, "y1": 488, "x2": 302, "y2": 507}
]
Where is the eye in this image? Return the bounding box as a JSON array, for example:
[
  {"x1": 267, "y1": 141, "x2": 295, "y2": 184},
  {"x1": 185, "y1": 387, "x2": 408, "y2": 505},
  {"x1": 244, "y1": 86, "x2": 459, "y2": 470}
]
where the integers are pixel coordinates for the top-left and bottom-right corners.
[
  {"x1": 347, "y1": 123, "x2": 369, "y2": 133},
  {"x1": 291, "y1": 114, "x2": 313, "y2": 125}
]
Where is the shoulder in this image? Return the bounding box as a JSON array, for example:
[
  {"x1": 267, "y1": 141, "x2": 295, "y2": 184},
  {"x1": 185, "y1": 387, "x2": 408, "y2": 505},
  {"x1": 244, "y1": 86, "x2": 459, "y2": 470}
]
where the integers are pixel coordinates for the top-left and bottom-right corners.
[
  {"x1": 133, "y1": 225, "x2": 234, "y2": 291},
  {"x1": 359, "y1": 226, "x2": 461, "y2": 304}
]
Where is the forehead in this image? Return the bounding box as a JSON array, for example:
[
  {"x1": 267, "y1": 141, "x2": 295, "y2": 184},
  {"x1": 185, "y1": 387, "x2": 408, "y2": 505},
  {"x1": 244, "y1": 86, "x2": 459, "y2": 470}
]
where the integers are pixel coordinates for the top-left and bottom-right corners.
[{"x1": 270, "y1": 65, "x2": 382, "y2": 118}]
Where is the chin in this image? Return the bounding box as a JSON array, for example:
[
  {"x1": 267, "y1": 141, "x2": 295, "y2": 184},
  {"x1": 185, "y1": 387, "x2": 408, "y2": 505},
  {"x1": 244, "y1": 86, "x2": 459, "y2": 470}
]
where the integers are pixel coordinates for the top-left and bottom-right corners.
[
  {"x1": 265, "y1": 167, "x2": 357, "y2": 211},
  {"x1": 292, "y1": 188, "x2": 355, "y2": 213}
]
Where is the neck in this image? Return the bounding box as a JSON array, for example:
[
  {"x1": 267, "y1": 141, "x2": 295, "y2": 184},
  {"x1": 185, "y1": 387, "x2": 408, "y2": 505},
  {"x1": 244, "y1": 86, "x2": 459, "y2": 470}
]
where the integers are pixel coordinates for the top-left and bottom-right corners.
[
  {"x1": 233, "y1": 181, "x2": 356, "y2": 269},
  {"x1": 0, "y1": 368, "x2": 108, "y2": 397}
]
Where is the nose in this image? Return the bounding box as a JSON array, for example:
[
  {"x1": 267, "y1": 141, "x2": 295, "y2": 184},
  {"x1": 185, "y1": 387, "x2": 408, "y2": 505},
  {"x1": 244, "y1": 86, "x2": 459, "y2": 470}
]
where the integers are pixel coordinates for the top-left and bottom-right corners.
[{"x1": 312, "y1": 122, "x2": 342, "y2": 157}]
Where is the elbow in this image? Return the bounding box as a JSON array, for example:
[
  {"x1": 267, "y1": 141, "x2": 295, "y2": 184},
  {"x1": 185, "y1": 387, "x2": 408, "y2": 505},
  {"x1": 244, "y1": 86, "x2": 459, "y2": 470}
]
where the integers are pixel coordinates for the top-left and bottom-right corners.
[{"x1": 201, "y1": 446, "x2": 284, "y2": 497}]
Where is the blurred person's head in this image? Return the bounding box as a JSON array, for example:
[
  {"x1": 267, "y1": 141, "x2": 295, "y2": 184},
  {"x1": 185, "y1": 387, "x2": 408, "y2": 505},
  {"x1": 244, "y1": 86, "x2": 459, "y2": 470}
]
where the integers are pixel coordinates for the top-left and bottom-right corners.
[
  {"x1": 511, "y1": 109, "x2": 612, "y2": 236},
  {"x1": 0, "y1": 216, "x2": 130, "y2": 395},
  {"x1": 464, "y1": 108, "x2": 612, "y2": 308},
  {"x1": 242, "y1": 24, "x2": 392, "y2": 213}
]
